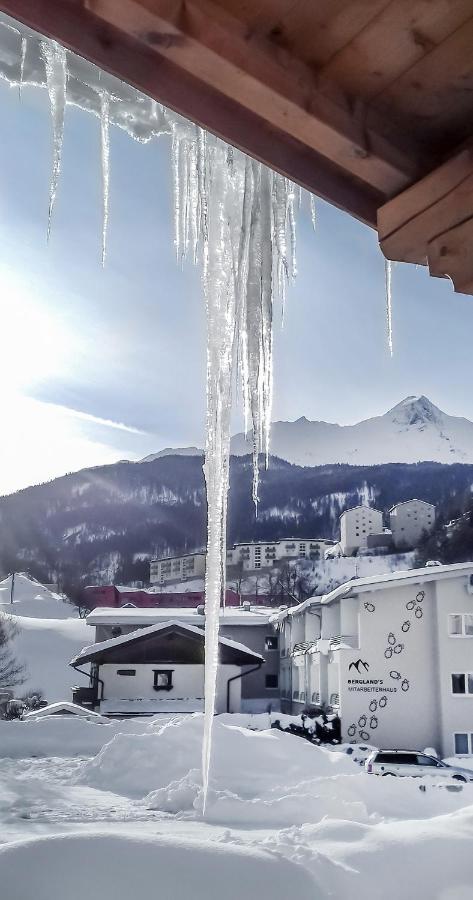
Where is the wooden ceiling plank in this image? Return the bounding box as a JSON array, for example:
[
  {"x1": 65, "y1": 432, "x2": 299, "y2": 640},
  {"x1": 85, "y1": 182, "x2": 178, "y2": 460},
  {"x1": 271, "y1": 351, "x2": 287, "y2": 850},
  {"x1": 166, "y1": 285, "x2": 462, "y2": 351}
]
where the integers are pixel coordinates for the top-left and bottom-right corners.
[
  {"x1": 274, "y1": 0, "x2": 392, "y2": 69},
  {"x1": 79, "y1": 0, "x2": 420, "y2": 197},
  {"x1": 0, "y1": 0, "x2": 382, "y2": 225},
  {"x1": 318, "y1": 0, "x2": 473, "y2": 102},
  {"x1": 378, "y1": 147, "x2": 473, "y2": 265},
  {"x1": 375, "y1": 14, "x2": 473, "y2": 122}
]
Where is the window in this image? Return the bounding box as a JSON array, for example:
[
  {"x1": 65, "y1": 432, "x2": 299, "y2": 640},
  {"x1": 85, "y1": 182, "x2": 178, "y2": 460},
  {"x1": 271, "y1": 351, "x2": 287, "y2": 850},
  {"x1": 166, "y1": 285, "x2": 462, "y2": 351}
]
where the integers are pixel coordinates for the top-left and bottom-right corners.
[
  {"x1": 451, "y1": 673, "x2": 473, "y2": 694},
  {"x1": 454, "y1": 733, "x2": 473, "y2": 754},
  {"x1": 265, "y1": 635, "x2": 278, "y2": 650},
  {"x1": 416, "y1": 755, "x2": 440, "y2": 767},
  {"x1": 117, "y1": 669, "x2": 136, "y2": 676},
  {"x1": 265, "y1": 674, "x2": 278, "y2": 689},
  {"x1": 311, "y1": 691, "x2": 320, "y2": 704},
  {"x1": 449, "y1": 615, "x2": 463, "y2": 635},
  {"x1": 329, "y1": 692, "x2": 340, "y2": 707},
  {"x1": 448, "y1": 614, "x2": 473, "y2": 636},
  {"x1": 153, "y1": 670, "x2": 173, "y2": 691},
  {"x1": 293, "y1": 690, "x2": 299, "y2": 700}
]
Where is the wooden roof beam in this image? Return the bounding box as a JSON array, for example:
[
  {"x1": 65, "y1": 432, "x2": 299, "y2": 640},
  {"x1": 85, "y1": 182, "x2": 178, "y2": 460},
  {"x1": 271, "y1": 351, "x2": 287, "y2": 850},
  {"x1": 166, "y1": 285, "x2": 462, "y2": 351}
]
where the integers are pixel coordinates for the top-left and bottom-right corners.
[
  {"x1": 0, "y1": 0, "x2": 422, "y2": 226},
  {"x1": 378, "y1": 145, "x2": 473, "y2": 296}
]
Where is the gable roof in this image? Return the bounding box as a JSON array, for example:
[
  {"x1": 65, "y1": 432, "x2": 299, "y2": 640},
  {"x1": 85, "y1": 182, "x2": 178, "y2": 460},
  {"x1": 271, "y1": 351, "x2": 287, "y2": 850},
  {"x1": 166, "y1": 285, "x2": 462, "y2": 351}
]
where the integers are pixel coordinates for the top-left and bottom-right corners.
[{"x1": 70, "y1": 620, "x2": 264, "y2": 667}]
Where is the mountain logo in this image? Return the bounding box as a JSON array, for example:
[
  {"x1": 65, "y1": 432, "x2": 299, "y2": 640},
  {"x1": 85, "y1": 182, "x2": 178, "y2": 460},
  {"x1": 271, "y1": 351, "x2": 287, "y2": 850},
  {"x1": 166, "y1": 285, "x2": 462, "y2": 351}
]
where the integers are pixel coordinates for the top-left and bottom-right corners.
[{"x1": 349, "y1": 659, "x2": 370, "y2": 674}]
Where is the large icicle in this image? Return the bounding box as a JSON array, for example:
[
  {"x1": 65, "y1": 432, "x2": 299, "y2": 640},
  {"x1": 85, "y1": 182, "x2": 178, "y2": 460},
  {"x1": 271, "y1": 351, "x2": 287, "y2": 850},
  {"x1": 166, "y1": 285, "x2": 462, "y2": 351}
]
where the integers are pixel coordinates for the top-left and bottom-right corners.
[
  {"x1": 168, "y1": 124, "x2": 297, "y2": 810},
  {"x1": 385, "y1": 258, "x2": 393, "y2": 356},
  {"x1": 99, "y1": 90, "x2": 110, "y2": 266},
  {"x1": 41, "y1": 40, "x2": 67, "y2": 240}
]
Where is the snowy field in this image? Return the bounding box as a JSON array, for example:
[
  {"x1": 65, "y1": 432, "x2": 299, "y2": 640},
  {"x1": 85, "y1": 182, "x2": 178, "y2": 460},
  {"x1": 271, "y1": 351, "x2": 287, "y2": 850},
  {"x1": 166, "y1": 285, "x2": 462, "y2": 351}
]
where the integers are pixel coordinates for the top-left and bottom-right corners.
[{"x1": 1, "y1": 712, "x2": 473, "y2": 899}]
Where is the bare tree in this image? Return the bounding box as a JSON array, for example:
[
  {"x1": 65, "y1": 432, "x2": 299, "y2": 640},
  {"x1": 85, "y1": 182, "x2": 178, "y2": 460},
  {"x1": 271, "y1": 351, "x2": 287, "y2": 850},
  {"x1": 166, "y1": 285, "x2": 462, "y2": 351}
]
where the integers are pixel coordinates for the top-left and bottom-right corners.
[{"x1": 0, "y1": 613, "x2": 25, "y2": 690}]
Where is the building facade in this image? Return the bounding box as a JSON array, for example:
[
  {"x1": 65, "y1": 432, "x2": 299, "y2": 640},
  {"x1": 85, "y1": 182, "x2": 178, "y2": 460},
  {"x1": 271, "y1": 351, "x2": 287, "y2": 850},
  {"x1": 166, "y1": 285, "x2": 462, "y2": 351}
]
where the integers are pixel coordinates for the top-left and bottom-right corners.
[
  {"x1": 226, "y1": 538, "x2": 334, "y2": 571},
  {"x1": 339, "y1": 506, "x2": 384, "y2": 556},
  {"x1": 273, "y1": 563, "x2": 473, "y2": 757},
  {"x1": 389, "y1": 499, "x2": 436, "y2": 549},
  {"x1": 150, "y1": 552, "x2": 206, "y2": 585},
  {"x1": 84, "y1": 605, "x2": 280, "y2": 712}
]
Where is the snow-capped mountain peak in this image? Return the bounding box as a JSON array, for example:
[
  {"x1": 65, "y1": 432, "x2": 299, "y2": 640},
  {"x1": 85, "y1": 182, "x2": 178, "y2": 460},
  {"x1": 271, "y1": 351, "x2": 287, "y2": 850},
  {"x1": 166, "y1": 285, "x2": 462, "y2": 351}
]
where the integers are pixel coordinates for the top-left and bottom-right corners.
[
  {"x1": 387, "y1": 396, "x2": 443, "y2": 428},
  {"x1": 229, "y1": 396, "x2": 473, "y2": 466}
]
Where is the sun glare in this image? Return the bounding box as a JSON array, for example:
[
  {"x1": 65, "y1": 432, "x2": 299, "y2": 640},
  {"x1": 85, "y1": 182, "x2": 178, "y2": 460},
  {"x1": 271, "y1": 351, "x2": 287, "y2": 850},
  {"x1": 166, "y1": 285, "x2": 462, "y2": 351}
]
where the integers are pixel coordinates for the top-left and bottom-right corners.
[{"x1": 0, "y1": 265, "x2": 70, "y2": 393}]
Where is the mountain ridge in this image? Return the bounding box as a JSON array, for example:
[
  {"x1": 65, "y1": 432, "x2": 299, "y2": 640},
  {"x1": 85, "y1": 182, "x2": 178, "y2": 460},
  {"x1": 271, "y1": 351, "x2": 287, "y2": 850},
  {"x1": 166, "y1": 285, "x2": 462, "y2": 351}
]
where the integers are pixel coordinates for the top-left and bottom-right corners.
[{"x1": 140, "y1": 396, "x2": 473, "y2": 467}]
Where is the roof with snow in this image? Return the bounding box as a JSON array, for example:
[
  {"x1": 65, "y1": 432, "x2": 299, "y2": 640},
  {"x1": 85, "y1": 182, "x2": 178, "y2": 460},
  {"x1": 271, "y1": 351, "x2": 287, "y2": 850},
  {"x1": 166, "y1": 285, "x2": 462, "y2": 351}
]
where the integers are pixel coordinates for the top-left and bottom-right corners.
[
  {"x1": 389, "y1": 499, "x2": 436, "y2": 511},
  {"x1": 70, "y1": 620, "x2": 264, "y2": 667},
  {"x1": 271, "y1": 562, "x2": 473, "y2": 622},
  {"x1": 86, "y1": 606, "x2": 273, "y2": 626},
  {"x1": 23, "y1": 702, "x2": 105, "y2": 720}
]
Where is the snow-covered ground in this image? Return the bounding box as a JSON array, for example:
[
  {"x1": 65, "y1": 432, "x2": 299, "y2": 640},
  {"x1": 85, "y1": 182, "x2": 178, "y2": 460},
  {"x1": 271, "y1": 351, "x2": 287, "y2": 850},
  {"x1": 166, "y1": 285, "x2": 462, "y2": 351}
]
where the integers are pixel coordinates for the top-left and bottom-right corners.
[
  {"x1": 1, "y1": 712, "x2": 473, "y2": 898},
  {"x1": 0, "y1": 574, "x2": 89, "y2": 701}
]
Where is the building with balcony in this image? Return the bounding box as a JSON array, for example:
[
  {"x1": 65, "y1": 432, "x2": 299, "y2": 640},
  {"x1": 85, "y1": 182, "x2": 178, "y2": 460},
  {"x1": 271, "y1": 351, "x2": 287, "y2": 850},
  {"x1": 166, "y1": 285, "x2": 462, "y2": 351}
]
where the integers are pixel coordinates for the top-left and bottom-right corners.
[
  {"x1": 272, "y1": 562, "x2": 473, "y2": 757},
  {"x1": 226, "y1": 538, "x2": 334, "y2": 571},
  {"x1": 150, "y1": 552, "x2": 206, "y2": 585}
]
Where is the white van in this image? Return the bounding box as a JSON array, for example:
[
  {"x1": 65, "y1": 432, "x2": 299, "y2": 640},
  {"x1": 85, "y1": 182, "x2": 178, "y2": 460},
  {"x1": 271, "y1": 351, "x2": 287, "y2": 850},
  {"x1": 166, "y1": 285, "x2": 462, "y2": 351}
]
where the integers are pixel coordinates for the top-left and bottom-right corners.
[{"x1": 365, "y1": 749, "x2": 473, "y2": 781}]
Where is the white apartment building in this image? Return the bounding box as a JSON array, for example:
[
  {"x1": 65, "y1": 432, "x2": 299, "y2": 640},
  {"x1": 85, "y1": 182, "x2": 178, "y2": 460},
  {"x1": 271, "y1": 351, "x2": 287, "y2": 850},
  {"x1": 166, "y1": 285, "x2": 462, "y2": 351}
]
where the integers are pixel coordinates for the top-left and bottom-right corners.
[
  {"x1": 150, "y1": 552, "x2": 206, "y2": 585},
  {"x1": 226, "y1": 538, "x2": 334, "y2": 571},
  {"x1": 390, "y1": 499, "x2": 436, "y2": 549},
  {"x1": 273, "y1": 562, "x2": 473, "y2": 757},
  {"x1": 339, "y1": 506, "x2": 384, "y2": 556}
]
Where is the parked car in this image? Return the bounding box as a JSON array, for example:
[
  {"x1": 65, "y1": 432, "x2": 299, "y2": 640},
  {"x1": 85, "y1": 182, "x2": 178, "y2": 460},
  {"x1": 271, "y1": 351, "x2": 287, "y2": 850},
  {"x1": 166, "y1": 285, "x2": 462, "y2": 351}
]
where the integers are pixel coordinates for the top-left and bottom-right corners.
[{"x1": 365, "y1": 749, "x2": 473, "y2": 782}]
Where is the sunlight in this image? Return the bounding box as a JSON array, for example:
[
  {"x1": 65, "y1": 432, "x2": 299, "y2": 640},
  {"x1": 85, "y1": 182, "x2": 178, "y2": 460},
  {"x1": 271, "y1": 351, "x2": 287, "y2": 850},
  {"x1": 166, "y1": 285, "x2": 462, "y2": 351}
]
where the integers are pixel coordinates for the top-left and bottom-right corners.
[{"x1": 0, "y1": 264, "x2": 71, "y2": 393}]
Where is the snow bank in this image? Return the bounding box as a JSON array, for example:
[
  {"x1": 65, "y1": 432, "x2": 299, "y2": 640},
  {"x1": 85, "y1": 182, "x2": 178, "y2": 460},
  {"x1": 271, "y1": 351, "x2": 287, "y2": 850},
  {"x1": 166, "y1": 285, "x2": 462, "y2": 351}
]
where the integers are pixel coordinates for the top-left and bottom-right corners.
[
  {"x1": 81, "y1": 715, "x2": 353, "y2": 798},
  {"x1": 267, "y1": 808, "x2": 473, "y2": 900},
  {"x1": 79, "y1": 715, "x2": 473, "y2": 826},
  {"x1": 0, "y1": 714, "x2": 165, "y2": 758},
  {"x1": 0, "y1": 833, "x2": 316, "y2": 900}
]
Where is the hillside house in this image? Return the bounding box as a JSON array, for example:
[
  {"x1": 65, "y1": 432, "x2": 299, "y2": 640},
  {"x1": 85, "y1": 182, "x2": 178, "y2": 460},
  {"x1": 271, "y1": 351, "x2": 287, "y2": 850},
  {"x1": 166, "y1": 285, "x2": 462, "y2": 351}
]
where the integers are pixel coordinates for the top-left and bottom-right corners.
[
  {"x1": 390, "y1": 500, "x2": 436, "y2": 550},
  {"x1": 71, "y1": 620, "x2": 264, "y2": 717},
  {"x1": 339, "y1": 506, "x2": 384, "y2": 556}
]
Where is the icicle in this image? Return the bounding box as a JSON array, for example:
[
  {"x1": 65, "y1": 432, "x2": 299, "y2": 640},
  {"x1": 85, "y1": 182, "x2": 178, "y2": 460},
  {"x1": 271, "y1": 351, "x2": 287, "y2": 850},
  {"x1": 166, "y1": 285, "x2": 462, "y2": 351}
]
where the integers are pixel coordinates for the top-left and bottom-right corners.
[
  {"x1": 18, "y1": 35, "x2": 27, "y2": 100},
  {"x1": 41, "y1": 40, "x2": 67, "y2": 240},
  {"x1": 385, "y1": 258, "x2": 393, "y2": 356},
  {"x1": 200, "y1": 146, "x2": 237, "y2": 813},
  {"x1": 309, "y1": 192, "x2": 317, "y2": 231},
  {"x1": 100, "y1": 90, "x2": 110, "y2": 266}
]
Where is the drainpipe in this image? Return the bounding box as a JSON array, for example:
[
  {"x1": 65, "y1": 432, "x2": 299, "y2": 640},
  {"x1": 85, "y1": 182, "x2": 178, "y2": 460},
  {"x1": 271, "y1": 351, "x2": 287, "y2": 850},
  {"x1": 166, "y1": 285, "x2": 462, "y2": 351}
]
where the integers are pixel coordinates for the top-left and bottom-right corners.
[
  {"x1": 226, "y1": 662, "x2": 262, "y2": 713},
  {"x1": 72, "y1": 664, "x2": 104, "y2": 702}
]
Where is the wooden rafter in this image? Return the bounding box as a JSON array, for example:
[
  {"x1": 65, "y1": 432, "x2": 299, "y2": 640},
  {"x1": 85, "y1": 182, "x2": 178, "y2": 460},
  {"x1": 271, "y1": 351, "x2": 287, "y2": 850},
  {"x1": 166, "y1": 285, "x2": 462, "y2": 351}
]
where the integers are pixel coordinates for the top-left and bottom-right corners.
[{"x1": 0, "y1": 0, "x2": 472, "y2": 294}]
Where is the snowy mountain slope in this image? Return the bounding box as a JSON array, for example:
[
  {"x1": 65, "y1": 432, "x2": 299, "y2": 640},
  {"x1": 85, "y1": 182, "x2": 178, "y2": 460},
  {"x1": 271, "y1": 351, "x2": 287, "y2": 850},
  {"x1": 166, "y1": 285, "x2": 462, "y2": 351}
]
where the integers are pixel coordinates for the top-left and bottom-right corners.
[
  {"x1": 230, "y1": 396, "x2": 473, "y2": 465},
  {"x1": 0, "y1": 574, "x2": 72, "y2": 619}
]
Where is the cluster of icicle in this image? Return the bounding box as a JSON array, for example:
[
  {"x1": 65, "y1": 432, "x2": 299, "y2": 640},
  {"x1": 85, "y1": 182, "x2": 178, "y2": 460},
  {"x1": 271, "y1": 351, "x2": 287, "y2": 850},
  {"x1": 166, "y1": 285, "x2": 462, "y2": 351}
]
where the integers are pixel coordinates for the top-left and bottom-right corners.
[
  {"x1": 3, "y1": 26, "x2": 393, "y2": 813},
  {"x1": 35, "y1": 38, "x2": 298, "y2": 812}
]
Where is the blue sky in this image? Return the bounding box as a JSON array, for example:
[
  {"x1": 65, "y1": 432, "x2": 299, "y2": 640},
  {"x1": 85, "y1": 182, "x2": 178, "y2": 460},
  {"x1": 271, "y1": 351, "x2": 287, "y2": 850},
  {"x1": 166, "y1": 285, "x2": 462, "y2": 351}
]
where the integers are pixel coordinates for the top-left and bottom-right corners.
[{"x1": 0, "y1": 75, "x2": 472, "y2": 495}]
